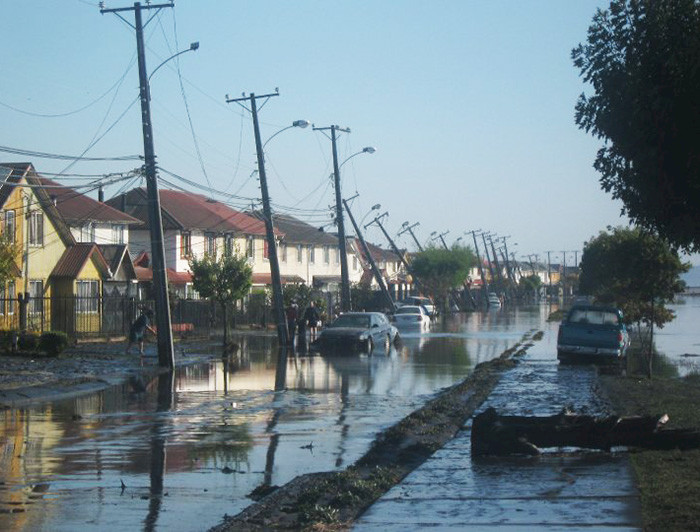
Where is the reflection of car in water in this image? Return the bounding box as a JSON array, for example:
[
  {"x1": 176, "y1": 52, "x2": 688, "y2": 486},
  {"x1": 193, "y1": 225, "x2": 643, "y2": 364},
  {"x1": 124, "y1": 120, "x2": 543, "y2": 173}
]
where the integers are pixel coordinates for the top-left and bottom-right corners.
[
  {"x1": 313, "y1": 312, "x2": 399, "y2": 354},
  {"x1": 557, "y1": 304, "x2": 629, "y2": 364},
  {"x1": 390, "y1": 305, "x2": 430, "y2": 331},
  {"x1": 488, "y1": 292, "x2": 501, "y2": 308}
]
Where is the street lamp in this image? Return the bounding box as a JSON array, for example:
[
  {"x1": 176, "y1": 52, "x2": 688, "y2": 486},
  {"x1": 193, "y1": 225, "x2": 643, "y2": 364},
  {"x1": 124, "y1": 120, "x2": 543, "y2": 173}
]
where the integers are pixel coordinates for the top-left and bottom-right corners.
[
  {"x1": 340, "y1": 147, "x2": 377, "y2": 169},
  {"x1": 149, "y1": 42, "x2": 199, "y2": 81},
  {"x1": 263, "y1": 120, "x2": 310, "y2": 150},
  {"x1": 360, "y1": 203, "x2": 381, "y2": 226}
]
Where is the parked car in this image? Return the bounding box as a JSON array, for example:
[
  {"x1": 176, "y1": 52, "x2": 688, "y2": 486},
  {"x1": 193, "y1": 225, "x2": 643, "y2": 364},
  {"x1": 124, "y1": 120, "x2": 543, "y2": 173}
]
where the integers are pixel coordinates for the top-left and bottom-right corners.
[
  {"x1": 391, "y1": 305, "x2": 431, "y2": 330},
  {"x1": 557, "y1": 304, "x2": 629, "y2": 364},
  {"x1": 398, "y1": 296, "x2": 437, "y2": 317},
  {"x1": 314, "y1": 312, "x2": 399, "y2": 353}
]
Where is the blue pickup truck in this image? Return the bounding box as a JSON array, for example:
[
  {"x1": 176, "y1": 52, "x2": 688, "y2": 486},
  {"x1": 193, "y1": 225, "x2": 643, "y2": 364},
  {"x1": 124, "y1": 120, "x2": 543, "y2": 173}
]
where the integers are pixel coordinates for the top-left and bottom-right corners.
[{"x1": 557, "y1": 304, "x2": 629, "y2": 364}]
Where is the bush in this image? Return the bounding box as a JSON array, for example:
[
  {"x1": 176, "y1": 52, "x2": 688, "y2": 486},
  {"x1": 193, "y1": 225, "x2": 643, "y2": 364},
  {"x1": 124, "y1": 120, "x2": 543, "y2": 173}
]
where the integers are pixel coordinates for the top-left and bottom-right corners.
[
  {"x1": 18, "y1": 332, "x2": 40, "y2": 352},
  {"x1": 39, "y1": 331, "x2": 69, "y2": 356}
]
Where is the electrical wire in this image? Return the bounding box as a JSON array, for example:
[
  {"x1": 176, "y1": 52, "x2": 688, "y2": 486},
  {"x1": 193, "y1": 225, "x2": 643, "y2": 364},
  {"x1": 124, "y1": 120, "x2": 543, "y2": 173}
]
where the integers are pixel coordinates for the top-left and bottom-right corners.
[{"x1": 0, "y1": 145, "x2": 140, "y2": 162}]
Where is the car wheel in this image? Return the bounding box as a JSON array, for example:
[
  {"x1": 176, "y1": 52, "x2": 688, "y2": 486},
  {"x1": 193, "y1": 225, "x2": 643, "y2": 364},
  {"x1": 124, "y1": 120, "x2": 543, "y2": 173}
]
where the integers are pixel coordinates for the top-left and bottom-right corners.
[{"x1": 366, "y1": 337, "x2": 374, "y2": 353}]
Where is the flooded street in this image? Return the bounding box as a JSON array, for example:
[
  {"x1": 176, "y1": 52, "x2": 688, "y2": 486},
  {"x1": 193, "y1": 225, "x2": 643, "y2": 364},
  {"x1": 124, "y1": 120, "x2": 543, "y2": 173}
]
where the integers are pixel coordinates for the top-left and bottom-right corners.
[
  {"x1": 2, "y1": 300, "x2": 697, "y2": 531},
  {"x1": 1, "y1": 307, "x2": 545, "y2": 532}
]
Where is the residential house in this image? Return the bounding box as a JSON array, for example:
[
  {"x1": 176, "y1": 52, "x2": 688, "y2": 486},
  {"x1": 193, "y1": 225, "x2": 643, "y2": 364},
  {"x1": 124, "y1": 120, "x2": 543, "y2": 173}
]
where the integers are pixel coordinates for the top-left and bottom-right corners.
[
  {"x1": 263, "y1": 214, "x2": 356, "y2": 291},
  {"x1": 36, "y1": 177, "x2": 140, "y2": 296},
  {"x1": 0, "y1": 163, "x2": 114, "y2": 334},
  {"x1": 352, "y1": 239, "x2": 412, "y2": 301},
  {"x1": 106, "y1": 188, "x2": 281, "y2": 297}
]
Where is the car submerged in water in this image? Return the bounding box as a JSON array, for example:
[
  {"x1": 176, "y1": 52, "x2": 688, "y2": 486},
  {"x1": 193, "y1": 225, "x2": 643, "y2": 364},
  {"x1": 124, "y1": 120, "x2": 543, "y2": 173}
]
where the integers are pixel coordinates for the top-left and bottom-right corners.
[
  {"x1": 313, "y1": 312, "x2": 399, "y2": 354},
  {"x1": 390, "y1": 305, "x2": 431, "y2": 331}
]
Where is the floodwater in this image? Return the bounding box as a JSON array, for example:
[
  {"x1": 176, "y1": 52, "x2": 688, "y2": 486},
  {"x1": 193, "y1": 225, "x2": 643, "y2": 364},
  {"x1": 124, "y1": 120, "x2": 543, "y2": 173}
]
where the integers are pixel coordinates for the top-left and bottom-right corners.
[
  {"x1": 0, "y1": 306, "x2": 548, "y2": 532},
  {"x1": 654, "y1": 297, "x2": 700, "y2": 376}
]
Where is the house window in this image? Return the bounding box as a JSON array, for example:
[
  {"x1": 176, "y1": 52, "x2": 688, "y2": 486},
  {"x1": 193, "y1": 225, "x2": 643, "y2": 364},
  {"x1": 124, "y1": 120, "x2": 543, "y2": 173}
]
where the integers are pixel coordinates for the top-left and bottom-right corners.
[
  {"x1": 3, "y1": 211, "x2": 15, "y2": 243},
  {"x1": 205, "y1": 232, "x2": 216, "y2": 256},
  {"x1": 29, "y1": 280, "x2": 43, "y2": 314},
  {"x1": 80, "y1": 222, "x2": 96, "y2": 243},
  {"x1": 263, "y1": 239, "x2": 269, "y2": 260},
  {"x1": 281, "y1": 243, "x2": 287, "y2": 262},
  {"x1": 76, "y1": 280, "x2": 99, "y2": 313},
  {"x1": 308, "y1": 246, "x2": 315, "y2": 264},
  {"x1": 225, "y1": 234, "x2": 235, "y2": 254},
  {"x1": 28, "y1": 212, "x2": 44, "y2": 246},
  {"x1": 335, "y1": 248, "x2": 340, "y2": 264},
  {"x1": 7, "y1": 282, "x2": 15, "y2": 315},
  {"x1": 180, "y1": 231, "x2": 192, "y2": 258},
  {"x1": 296, "y1": 244, "x2": 303, "y2": 263},
  {"x1": 112, "y1": 224, "x2": 125, "y2": 244},
  {"x1": 246, "y1": 237, "x2": 255, "y2": 260},
  {"x1": 323, "y1": 245, "x2": 330, "y2": 264}
]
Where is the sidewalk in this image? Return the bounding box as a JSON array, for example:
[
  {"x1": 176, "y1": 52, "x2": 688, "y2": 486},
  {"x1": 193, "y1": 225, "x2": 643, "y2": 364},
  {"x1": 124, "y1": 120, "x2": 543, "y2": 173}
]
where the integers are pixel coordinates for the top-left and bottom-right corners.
[{"x1": 355, "y1": 338, "x2": 642, "y2": 530}]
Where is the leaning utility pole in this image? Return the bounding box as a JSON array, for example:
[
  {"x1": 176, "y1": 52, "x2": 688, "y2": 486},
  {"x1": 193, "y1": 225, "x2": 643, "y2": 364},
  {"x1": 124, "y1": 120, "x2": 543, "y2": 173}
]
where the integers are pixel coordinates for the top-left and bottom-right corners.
[
  {"x1": 101, "y1": 1, "x2": 174, "y2": 368},
  {"x1": 468, "y1": 230, "x2": 489, "y2": 304},
  {"x1": 481, "y1": 232, "x2": 496, "y2": 285},
  {"x1": 370, "y1": 213, "x2": 411, "y2": 272},
  {"x1": 226, "y1": 91, "x2": 288, "y2": 348},
  {"x1": 399, "y1": 222, "x2": 424, "y2": 252},
  {"x1": 546, "y1": 250, "x2": 553, "y2": 299},
  {"x1": 344, "y1": 201, "x2": 395, "y2": 312},
  {"x1": 314, "y1": 125, "x2": 352, "y2": 311}
]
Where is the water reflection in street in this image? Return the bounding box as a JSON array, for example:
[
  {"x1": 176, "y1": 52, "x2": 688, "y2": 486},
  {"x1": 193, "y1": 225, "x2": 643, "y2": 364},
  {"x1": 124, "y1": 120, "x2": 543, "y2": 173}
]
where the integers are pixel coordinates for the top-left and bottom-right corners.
[{"x1": 0, "y1": 306, "x2": 546, "y2": 531}]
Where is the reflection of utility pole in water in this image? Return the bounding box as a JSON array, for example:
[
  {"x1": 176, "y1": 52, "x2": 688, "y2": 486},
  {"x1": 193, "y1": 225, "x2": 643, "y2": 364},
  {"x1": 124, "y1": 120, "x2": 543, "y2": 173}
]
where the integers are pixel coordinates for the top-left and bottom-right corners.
[
  {"x1": 263, "y1": 407, "x2": 282, "y2": 487},
  {"x1": 145, "y1": 371, "x2": 173, "y2": 532},
  {"x1": 335, "y1": 375, "x2": 351, "y2": 467}
]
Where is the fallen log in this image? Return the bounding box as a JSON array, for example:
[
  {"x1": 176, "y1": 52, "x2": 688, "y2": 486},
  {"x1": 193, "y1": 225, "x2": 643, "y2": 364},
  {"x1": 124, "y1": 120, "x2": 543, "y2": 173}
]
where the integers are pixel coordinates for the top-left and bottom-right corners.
[{"x1": 471, "y1": 407, "x2": 700, "y2": 456}]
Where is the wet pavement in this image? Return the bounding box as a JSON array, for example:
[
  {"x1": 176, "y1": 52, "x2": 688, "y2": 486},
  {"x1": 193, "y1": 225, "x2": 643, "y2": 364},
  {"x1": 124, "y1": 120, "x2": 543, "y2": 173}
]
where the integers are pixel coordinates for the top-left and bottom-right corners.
[
  {"x1": 354, "y1": 314, "x2": 642, "y2": 530},
  {"x1": 1, "y1": 307, "x2": 544, "y2": 532}
]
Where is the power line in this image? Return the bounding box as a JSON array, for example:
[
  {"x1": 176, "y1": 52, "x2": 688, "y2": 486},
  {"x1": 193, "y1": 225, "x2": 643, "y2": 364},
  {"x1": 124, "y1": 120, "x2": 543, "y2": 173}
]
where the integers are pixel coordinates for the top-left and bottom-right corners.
[{"x1": 0, "y1": 145, "x2": 141, "y2": 161}]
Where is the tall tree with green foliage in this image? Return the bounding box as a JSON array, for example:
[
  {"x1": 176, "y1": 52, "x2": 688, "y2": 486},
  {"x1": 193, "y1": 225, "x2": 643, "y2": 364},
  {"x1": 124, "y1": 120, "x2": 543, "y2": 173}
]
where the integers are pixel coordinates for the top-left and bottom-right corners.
[
  {"x1": 572, "y1": 0, "x2": 700, "y2": 252},
  {"x1": 579, "y1": 226, "x2": 689, "y2": 377},
  {"x1": 409, "y1": 245, "x2": 475, "y2": 314},
  {"x1": 189, "y1": 249, "x2": 252, "y2": 346}
]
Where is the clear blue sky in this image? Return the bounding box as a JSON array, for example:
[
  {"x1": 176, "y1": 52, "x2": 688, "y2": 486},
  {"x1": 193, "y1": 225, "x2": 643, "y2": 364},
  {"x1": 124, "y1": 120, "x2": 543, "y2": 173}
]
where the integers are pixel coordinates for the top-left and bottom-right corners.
[{"x1": 3, "y1": 1, "x2": 648, "y2": 265}]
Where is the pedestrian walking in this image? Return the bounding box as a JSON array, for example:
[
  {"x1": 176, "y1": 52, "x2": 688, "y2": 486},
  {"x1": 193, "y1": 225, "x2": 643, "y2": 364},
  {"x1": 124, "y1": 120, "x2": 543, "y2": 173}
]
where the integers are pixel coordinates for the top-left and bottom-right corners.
[
  {"x1": 126, "y1": 309, "x2": 156, "y2": 357},
  {"x1": 286, "y1": 302, "x2": 299, "y2": 348},
  {"x1": 303, "y1": 301, "x2": 321, "y2": 341}
]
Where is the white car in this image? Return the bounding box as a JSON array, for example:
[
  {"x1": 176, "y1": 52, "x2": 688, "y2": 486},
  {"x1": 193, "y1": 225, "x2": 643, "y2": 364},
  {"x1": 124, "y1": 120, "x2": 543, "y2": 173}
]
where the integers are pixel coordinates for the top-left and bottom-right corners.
[
  {"x1": 391, "y1": 305, "x2": 431, "y2": 330},
  {"x1": 399, "y1": 296, "x2": 437, "y2": 317}
]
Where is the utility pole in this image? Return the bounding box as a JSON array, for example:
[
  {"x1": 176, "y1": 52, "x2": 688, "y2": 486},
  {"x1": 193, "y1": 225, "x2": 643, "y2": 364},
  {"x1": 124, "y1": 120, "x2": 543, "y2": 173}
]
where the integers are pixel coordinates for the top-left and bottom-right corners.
[
  {"x1": 545, "y1": 250, "x2": 553, "y2": 299},
  {"x1": 344, "y1": 201, "x2": 395, "y2": 312},
  {"x1": 371, "y1": 215, "x2": 424, "y2": 300},
  {"x1": 101, "y1": 1, "x2": 175, "y2": 368},
  {"x1": 399, "y1": 221, "x2": 424, "y2": 252},
  {"x1": 314, "y1": 125, "x2": 352, "y2": 311},
  {"x1": 481, "y1": 232, "x2": 496, "y2": 287},
  {"x1": 226, "y1": 91, "x2": 288, "y2": 348},
  {"x1": 468, "y1": 230, "x2": 489, "y2": 304}
]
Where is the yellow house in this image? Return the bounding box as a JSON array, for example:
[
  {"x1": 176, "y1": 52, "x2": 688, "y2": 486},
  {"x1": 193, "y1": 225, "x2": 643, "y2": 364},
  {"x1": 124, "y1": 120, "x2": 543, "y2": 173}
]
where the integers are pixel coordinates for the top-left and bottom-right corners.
[{"x1": 0, "y1": 163, "x2": 113, "y2": 335}]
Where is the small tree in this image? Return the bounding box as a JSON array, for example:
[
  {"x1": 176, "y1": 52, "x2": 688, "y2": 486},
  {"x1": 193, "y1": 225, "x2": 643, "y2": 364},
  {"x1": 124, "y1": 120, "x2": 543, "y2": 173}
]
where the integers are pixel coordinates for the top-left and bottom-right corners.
[
  {"x1": 0, "y1": 235, "x2": 20, "y2": 287},
  {"x1": 579, "y1": 226, "x2": 688, "y2": 377},
  {"x1": 189, "y1": 249, "x2": 252, "y2": 346},
  {"x1": 409, "y1": 245, "x2": 475, "y2": 314},
  {"x1": 518, "y1": 274, "x2": 542, "y2": 302}
]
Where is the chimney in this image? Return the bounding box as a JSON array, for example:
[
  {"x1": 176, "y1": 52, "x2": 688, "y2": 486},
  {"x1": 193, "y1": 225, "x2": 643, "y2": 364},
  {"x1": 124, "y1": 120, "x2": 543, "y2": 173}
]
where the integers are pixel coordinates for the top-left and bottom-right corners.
[{"x1": 98, "y1": 186, "x2": 104, "y2": 203}]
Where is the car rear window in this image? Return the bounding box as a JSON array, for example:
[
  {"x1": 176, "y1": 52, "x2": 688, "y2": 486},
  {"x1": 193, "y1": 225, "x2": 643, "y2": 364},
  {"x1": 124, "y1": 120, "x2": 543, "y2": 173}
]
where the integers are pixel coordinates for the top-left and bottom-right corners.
[
  {"x1": 569, "y1": 309, "x2": 620, "y2": 325},
  {"x1": 396, "y1": 307, "x2": 421, "y2": 314},
  {"x1": 331, "y1": 315, "x2": 370, "y2": 328}
]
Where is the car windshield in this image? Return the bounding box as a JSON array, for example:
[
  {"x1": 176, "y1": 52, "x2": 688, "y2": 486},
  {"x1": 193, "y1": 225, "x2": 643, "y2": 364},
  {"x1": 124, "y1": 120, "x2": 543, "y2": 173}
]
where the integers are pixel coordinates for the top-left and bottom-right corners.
[
  {"x1": 330, "y1": 315, "x2": 370, "y2": 328},
  {"x1": 396, "y1": 306, "x2": 421, "y2": 315},
  {"x1": 569, "y1": 308, "x2": 620, "y2": 325}
]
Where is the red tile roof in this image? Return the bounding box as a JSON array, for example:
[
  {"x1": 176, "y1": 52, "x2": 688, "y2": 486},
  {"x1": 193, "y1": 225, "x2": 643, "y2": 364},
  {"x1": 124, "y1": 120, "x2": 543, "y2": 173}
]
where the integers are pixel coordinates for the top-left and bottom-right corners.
[
  {"x1": 134, "y1": 266, "x2": 193, "y2": 284},
  {"x1": 37, "y1": 177, "x2": 141, "y2": 225},
  {"x1": 108, "y1": 188, "x2": 278, "y2": 236},
  {"x1": 51, "y1": 243, "x2": 110, "y2": 279}
]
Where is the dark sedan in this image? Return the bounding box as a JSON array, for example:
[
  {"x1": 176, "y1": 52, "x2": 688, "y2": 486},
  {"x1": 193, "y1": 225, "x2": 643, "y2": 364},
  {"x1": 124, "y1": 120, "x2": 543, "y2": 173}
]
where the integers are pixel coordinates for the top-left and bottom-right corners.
[{"x1": 314, "y1": 312, "x2": 399, "y2": 353}]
